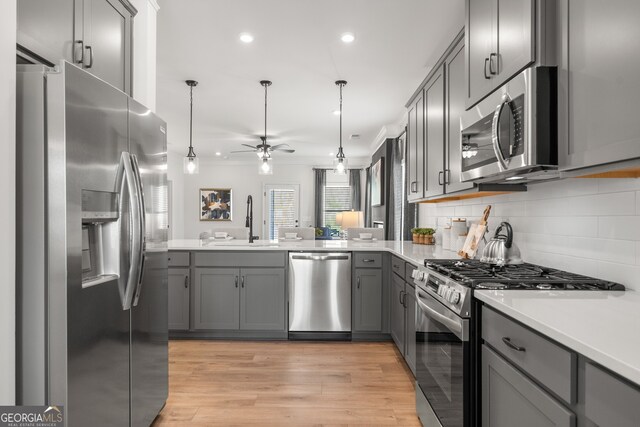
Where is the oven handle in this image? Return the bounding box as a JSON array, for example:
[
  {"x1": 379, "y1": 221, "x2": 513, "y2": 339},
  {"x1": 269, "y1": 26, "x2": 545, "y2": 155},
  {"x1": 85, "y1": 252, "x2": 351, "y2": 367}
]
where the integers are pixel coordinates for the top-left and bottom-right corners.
[
  {"x1": 491, "y1": 93, "x2": 511, "y2": 171},
  {"x1": 416, "y1": 289, "x2": 469, "y2": 342}
]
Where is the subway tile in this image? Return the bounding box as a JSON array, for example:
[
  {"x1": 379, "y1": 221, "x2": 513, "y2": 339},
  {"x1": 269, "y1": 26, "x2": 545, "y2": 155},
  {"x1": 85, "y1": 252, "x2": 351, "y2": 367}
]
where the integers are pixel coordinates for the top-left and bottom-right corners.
[
  {"x1": 598, "y1": 216, "x2": 640, "y2": 241},
  {"x1": 454, "y1": 205, "x2": 473, "y2": 217},
  {"x1": 597, "y1": 177, "x2": 640, "y2": 194},
  {"x1": 596, "y1": 261, "x2": 640, "y2": 291},
  {"x1": 563, "y1": 192, "x2": 636, "y2": 216},
  {"x1": 492, "y1": 201, "x2": 526, "y2": 218}
]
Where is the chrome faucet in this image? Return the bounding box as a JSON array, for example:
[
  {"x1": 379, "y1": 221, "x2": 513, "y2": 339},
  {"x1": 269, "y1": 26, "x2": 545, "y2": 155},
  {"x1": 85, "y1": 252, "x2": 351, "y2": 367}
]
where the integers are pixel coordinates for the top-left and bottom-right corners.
[{"x1": 246, "y1": 195, "x2": 255, "y2": 243}]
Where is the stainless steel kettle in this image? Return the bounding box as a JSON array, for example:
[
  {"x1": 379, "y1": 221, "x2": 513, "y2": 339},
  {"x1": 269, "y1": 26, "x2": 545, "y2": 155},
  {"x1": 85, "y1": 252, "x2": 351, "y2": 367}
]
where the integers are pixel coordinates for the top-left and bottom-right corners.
[{"x1": 480, "y1": 222, "x2": 523, "y2": 266}]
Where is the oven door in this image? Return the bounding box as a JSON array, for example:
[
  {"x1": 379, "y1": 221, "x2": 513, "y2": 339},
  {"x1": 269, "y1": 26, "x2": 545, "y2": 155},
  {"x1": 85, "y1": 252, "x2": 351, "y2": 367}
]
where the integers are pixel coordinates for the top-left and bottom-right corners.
[{"x1": 415, "y1": 287, "x2": 470, "y2": 427}]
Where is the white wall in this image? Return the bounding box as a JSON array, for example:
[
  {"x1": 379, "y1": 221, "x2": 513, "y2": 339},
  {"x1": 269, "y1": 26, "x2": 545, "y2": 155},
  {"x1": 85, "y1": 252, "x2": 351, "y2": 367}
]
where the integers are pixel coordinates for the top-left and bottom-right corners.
[
  {"x1": 131, "y1": 0, "x2": 159, "y2": 110},
  {"x1": 167, "y1": 151, "x2": 185, "y2": 239},
  {"x1": 418, "y1": 178, "x2": 640, "y2": 291},
  {"x1": 1, "y1": 0, "x2": 16, "y2": 405},
  {"x1": 180, "y1": 159, "x2": 317, "y2": 239}
]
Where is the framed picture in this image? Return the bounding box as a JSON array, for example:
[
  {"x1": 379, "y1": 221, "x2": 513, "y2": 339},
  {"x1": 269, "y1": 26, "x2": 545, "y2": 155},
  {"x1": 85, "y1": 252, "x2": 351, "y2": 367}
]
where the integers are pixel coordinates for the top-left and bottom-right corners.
[
  {"x1": 371, "y1": 157, "x2": 384, "y2": 206},
  {"x1": 200, "y1": 188, "x2": 232, "y2": 221}
]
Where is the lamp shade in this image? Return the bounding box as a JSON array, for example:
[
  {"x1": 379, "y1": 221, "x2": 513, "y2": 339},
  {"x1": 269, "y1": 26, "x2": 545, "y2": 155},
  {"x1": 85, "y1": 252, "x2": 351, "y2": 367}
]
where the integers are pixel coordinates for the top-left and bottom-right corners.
[
  {"x1": 341, "y1": 211, "x2": 363, "y2": 229},
  {"x1": 335, "y1": 212, "x2": 343, "y2": 226}
]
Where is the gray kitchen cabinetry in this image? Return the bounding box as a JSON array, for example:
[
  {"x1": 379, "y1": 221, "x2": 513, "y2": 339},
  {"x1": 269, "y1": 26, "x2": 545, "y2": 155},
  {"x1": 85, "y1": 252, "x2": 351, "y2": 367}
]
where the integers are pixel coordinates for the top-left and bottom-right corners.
[
  {"x1": 353, "y1": 268, "x2": 383, "y2": 332},
  {"x1": 465, "y1": 0, "x2": 534, "y2": 107},
  {"x1": 407, "y1": 92, "x2": 425, "y2": 202},
  {"x1": 424, "y1": 65, "x2": 446, "y2": 199},
  {"x1": 482, "y1": 345, "x2": 575, "y2": 427},
  {"x1": 584, "y1": 362, "x2": 640, "y2": 427},
  {"x1": 194, "y1": 267, "x2": 285, "y2": 332},
  {"x1": 558, "y1": 0, "x2": 640, "y2": 172},
  {"x1": 390, "y1": 257, "x2": 417, "y2": 375},
  {"x1": 17, "y1": 0, "x2": 135, "y2": 94},
  {"x1": 239, "y1": 268, "x2": 286, "y2": 331},
  {"x1": 168, "y1": 268, "x2": 190, "y2": 330}
]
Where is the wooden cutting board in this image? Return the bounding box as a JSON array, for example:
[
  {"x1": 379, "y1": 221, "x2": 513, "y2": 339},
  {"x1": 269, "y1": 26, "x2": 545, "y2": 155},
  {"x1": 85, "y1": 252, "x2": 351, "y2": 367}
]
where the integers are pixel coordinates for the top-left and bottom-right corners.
[{"x1": 458, "y1": 205, "x2": 491, "y2": 259}]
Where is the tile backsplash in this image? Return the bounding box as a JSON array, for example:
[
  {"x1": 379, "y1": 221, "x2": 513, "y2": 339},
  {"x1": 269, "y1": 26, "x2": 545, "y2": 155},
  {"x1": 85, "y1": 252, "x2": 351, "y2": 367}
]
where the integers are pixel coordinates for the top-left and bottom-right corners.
[{"x1": 418, "y1": 178, "x2": 640, "y2": 291}]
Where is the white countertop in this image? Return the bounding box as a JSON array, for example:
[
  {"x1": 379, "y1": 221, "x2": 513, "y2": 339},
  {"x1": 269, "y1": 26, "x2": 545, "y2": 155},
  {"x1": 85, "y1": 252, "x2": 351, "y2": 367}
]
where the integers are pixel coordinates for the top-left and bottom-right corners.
[
  {"x1": 475, "y1": 289, "x2": 640, "y2": 387},
  {"x1": 168, "y1": 239, "x2": 461, "y2": 266}
]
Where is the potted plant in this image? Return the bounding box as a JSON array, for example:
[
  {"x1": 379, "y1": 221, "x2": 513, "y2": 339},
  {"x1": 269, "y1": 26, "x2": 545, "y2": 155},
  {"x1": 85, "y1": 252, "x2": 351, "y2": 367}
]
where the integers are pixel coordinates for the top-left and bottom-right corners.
[
  {"x1": 411, "y1": 228, "x2": 420, "y2": 243},
  {"x1": 422, "y1": 228, "x2": 436, "y2": 245}
]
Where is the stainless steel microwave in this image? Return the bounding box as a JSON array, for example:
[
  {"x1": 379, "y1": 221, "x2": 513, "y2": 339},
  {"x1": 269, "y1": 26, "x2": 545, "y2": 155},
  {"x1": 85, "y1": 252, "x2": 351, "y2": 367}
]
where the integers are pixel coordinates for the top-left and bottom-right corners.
[{"x1": 460, "y1": 67, "x2": 558, "y2": 183}]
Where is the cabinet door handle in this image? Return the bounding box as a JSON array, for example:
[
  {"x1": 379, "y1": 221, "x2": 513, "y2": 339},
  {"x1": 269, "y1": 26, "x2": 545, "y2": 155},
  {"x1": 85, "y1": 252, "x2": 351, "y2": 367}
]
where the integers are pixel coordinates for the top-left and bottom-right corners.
[
  {"x1": 74, "y1": 40, "x2": 84, "y2": 64},
  {"x1": 489, "y1": 53, "x2": 498, "y2": 75},
  {"x1": 234, "y1": 276, "x2": 238, "y2": 288},
  {"x1": 502, "y1": 337, "x2": 526, "y2": 352},
  {"x1": 445, "y1": 169, "x2": 451, "y2": 185},
  {"x1": 357, "y1": 277, "x2": 361, "y2": 289},
  {"x1": 402, "y1": 291, "x2": 407, "y2": 308},
  {"x1": 438, "y1": 171, "x2": 444, "y2": 186},
  {"x1": 399, "y1": 290, "x2": 405, "y2": 305},
  {"x1": 410, "y1": 181, "x2": 417, "y2": 193},
  {"x1": 184, "y1": 275, "x2": 189, "y2": 288},
  {"x1": 85, "y1": 45, "x2": 94, "y2": 69},
  {"x1": 241, "y1": 276, "x2": 245, "y2": 288},
  {"x1": 484, "y1": 58, "x2": 491, "y2": 79}
]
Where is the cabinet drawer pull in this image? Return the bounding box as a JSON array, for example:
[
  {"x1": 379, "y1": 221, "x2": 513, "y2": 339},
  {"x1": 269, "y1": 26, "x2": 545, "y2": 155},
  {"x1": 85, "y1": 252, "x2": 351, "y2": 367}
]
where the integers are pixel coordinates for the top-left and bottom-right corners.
[
  {"x1": 234, "y1": 276, "x2": 238, "y2": 288},
  {"x1": 502, "y1": 337, "x2": 526, "y2": 352},
  {"x1": 362, "y1": 259, "x2": 375, "y2": 263},
  {"x1": 184, "y1": 275, "x2": 189, "y2": 288},
  {"x1": 484, "y1": 58, "x2": 491, "y2": 79},
  {"x1": 393, "y1": 264, "x2": 400, "y2": 269}
]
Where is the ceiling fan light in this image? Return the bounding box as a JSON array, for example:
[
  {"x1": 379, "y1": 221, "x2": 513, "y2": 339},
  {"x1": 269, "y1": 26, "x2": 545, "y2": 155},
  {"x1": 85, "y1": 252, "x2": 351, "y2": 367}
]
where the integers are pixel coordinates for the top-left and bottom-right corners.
[{"x1": 258, "y1": 158, "x2": 273, "y2": 175}]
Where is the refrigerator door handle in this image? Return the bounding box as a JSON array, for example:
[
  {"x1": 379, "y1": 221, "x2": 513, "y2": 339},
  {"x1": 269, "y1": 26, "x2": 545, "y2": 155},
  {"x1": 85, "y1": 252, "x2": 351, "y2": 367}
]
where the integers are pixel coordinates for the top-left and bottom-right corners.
[
  {"x1": 130, "y1": 154, "x2": 147, "y2": 307},
  {"x1": 119, "y1": 152, "x2": 143, "y2": 310}
]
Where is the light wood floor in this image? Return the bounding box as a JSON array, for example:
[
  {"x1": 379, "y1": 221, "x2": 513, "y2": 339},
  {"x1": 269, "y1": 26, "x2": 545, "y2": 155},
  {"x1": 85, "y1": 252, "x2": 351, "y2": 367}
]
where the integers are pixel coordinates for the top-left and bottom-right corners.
[{"x1": 153, "y1": 340, "x2": 421, "y2": 426}]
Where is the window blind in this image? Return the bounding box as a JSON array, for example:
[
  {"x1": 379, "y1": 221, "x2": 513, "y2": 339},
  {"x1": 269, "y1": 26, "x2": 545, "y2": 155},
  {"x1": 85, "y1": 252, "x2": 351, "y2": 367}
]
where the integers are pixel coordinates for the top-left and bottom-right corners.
[
  {"x1": 324, "y1": 185, "x2": 352, "y2": 229},
  {"x1": 268, "y1": 189, "x2": 296, "y2": 240}
]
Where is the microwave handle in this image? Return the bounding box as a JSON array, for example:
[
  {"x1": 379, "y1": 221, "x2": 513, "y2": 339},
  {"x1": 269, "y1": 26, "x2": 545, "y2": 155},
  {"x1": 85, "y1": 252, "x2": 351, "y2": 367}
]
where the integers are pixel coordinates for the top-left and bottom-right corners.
[{"x1": 491, "y1": 93, "x2": 511, "y2": 170}]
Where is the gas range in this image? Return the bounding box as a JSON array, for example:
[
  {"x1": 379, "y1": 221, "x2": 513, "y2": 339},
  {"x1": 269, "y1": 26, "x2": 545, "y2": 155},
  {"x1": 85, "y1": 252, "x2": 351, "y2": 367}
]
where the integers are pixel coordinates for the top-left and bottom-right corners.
[{"x1": 411, "y1": 259, "x2": 624, "y2": 318}]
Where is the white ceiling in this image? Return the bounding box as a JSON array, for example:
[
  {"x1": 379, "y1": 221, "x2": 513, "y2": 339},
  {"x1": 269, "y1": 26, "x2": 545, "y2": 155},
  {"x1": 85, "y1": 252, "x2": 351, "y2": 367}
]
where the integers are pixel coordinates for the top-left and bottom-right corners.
[{"x1": 156, "y1": 0, "x2": 464, "y2": 165}]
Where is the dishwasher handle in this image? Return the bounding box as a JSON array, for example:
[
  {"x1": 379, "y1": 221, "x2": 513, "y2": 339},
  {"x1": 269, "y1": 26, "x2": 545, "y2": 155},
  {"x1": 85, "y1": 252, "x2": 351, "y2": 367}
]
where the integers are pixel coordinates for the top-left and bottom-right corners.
[{"x1": 291, "y1": 255, "x2": 350, "y2": 261}]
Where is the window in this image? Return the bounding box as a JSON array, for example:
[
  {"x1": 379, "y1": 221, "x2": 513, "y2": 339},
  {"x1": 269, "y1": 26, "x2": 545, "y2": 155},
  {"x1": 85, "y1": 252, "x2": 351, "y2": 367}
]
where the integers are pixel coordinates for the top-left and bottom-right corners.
[
  {"x1": 264, "y1": 184, "x2": 299, "y2": 240},
  {"x1": 324, "y1": 184, "x2": 351, "y2": 229}
]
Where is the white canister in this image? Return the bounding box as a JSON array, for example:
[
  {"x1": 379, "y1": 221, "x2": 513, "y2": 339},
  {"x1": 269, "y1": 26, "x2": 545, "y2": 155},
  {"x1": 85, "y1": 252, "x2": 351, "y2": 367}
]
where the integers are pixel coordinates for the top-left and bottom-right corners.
[{"x1": 442, "y1": 226, "x2": 452, "y2": 250}]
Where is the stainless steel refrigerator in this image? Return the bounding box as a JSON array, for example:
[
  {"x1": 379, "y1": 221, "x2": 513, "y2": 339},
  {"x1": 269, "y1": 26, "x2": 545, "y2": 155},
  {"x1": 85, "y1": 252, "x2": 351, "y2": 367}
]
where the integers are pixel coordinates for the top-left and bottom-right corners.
[{"x1": 16, "y1": 61, "x2": 168, "y2": 427}]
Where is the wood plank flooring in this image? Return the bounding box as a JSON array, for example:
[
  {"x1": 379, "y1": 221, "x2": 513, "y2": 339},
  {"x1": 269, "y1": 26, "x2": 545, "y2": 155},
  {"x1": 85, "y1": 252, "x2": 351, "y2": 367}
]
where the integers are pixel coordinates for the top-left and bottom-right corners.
[{"x1": 153, "y1": 340, "x2": 421, "y2": 426}]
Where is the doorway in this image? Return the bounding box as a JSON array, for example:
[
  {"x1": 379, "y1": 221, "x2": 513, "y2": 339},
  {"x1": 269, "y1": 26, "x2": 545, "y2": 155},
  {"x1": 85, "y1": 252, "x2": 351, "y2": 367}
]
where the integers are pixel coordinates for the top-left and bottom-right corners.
[{"x1": 263, "y1": 184, "x2": 300, "y2": 240}]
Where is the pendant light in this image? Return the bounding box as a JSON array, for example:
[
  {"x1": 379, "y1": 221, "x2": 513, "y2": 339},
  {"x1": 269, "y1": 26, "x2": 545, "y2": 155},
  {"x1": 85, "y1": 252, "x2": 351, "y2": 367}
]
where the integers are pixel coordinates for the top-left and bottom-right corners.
[
  {"x1": 258, "y1": 80, "x2": 273, "y2": 175},
  {"x1": 333, "y1": 80, "x2": 348, "y2": 175},
  {"x1": 183, "y1": 79, "x2": 199, "y2": 174}
]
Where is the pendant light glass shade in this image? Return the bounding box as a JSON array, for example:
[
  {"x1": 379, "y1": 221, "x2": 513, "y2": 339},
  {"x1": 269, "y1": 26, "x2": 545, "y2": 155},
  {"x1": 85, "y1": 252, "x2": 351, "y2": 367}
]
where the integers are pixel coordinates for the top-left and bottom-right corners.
[
  {"x1": 258, "y1": 157, "x2": 273, "y2": 175},
  {"x1": 183, "y1": 80, "x2": 199, "y2": 174},
  {"x1": 333, "y1": 80, "x2": 348, "y2": 175}
]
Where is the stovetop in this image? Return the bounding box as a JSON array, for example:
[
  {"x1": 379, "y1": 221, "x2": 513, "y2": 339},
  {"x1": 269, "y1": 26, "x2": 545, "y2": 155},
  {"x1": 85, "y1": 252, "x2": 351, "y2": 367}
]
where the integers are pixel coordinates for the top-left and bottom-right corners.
[{"x1": 424, "y1": 259, "x2": 625, "y2": 291}]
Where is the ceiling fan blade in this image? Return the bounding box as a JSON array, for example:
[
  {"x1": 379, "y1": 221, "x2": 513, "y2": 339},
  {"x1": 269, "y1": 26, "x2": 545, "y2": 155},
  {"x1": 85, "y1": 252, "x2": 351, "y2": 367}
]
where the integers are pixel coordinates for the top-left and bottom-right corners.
[
  {"x1": 230, "y1": 150, "x2": 258, "y2": 154},
  {"x1": 272, "y1": 148, "x2": 295, "y2": 153},
  {"x1": 241, "y1": 144, "x2": 258, "y2": 150},
  {"x1": 269, "y1": 144, "x2": 291, "y2": 150}
]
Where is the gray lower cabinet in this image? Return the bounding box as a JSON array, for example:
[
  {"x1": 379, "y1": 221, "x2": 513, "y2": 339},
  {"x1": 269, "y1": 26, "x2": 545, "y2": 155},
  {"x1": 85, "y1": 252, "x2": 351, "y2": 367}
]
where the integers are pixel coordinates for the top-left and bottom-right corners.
[
  {"x1": 390, "y1": 274, "x2": 405, "y2": 351},
  {"x1": 240, "y1": 268, "x2": 286, "y2": 331},
  {"x1": 404, "y1": 287, "x2": 417, "y2": 373},
  {"x1": 558, "y1": 0, "x2": 640, "y2": 171},
  {"x1": 194, "y1": 267, "x2": 285, "y2": 332},
  {"x1": 168, "y1": 268, "x2": 190, "y2": 330},
  {"x1": 353, "y1": 268, "x2": 383, "y2": 332},
  {"x1": 482, "y1": 344, "x2": 576, "y2": 427},
  {"x1": 584, "y1": 362, "x2": 640, "y2": 427},
  {"x1": 194, "y1": 268, "x2": 240, "y2": 330}
]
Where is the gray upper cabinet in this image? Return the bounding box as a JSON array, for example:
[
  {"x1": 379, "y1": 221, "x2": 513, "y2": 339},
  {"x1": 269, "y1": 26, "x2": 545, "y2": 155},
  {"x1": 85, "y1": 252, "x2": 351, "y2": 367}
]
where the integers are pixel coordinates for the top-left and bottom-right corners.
[
  {"x1": 193, "y1": 268, "x2": 240, "y2": 330},
  {"x1": 17, "y1": 0, "x2": 135, "y2": 95},
  {"x1": 466, "y1": 0, "x2": 535, "y2": 107},
  {"x1": 446, "y1": 39, "x2": 474, "y2": 194},
  {"x1": 407, "y1": 92, "x2": 425, "y2": 202},
  {"x1": 558, "y1": 0, "x2": 640, "y2": 171},
  {"x1": 482, "y1": 345, "x2": 576, "y2": 427},
  {"x1": 353, "y1": 269, "x2": 383, "y2": 332},
  {"x1": 240, "y1": 268, "x2": 286, "y2": 331},
  {"x1": 168, "y1": 268, "x2": 190, "y2": 330},
  {"x1": 424, "y1": 66, "x2": 446, "y2": 198}
]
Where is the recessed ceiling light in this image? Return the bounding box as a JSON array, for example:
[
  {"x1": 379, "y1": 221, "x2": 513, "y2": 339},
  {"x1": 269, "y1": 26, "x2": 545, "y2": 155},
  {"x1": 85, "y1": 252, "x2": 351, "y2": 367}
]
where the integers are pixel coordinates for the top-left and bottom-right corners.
[
  {"x1": 215, "y1": 152, "x2": 221, "y2": 156},
  {"x1": 340, "y1": 32, "x2": 355, "y2": 43},
  {"x1": 239, "y1": 33, "x2": 254, "y2": 43},
  {"x1": 329, "y1": 152, "x2": 335, "y2": 156},
  {"x1": 333, "y1": 110, "x2": 341, "y2": 116}
]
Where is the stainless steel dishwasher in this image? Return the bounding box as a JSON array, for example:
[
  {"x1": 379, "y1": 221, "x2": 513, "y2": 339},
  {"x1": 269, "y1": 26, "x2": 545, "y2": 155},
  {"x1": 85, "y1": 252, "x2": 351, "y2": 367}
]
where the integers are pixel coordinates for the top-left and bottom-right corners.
[{"x1": 288, "y1": 252, "x2": 351, "y2": 339}]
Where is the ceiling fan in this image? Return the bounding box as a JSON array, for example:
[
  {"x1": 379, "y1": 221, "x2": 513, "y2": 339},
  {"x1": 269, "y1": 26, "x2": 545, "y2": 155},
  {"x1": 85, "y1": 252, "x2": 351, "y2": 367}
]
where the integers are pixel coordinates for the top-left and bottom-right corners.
[{"x1": 230, "y1": 80, "x2": 295, "y2": 159}]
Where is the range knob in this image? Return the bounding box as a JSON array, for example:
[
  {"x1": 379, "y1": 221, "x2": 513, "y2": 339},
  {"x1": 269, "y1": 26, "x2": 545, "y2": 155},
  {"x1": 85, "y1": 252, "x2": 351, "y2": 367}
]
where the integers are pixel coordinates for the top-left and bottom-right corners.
[
  {"x1": 411, "y1": 269, "x2": 418, "y2": 279},
  {"x1": 448, "y1": 291, "x2": 461, "y2": 305},
  {"x1": 418, "y1": 271, "x2": 426, "y2": 281},
  {"x1": 437, "y1": 285, "x2": 445, "y2": 296}
]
